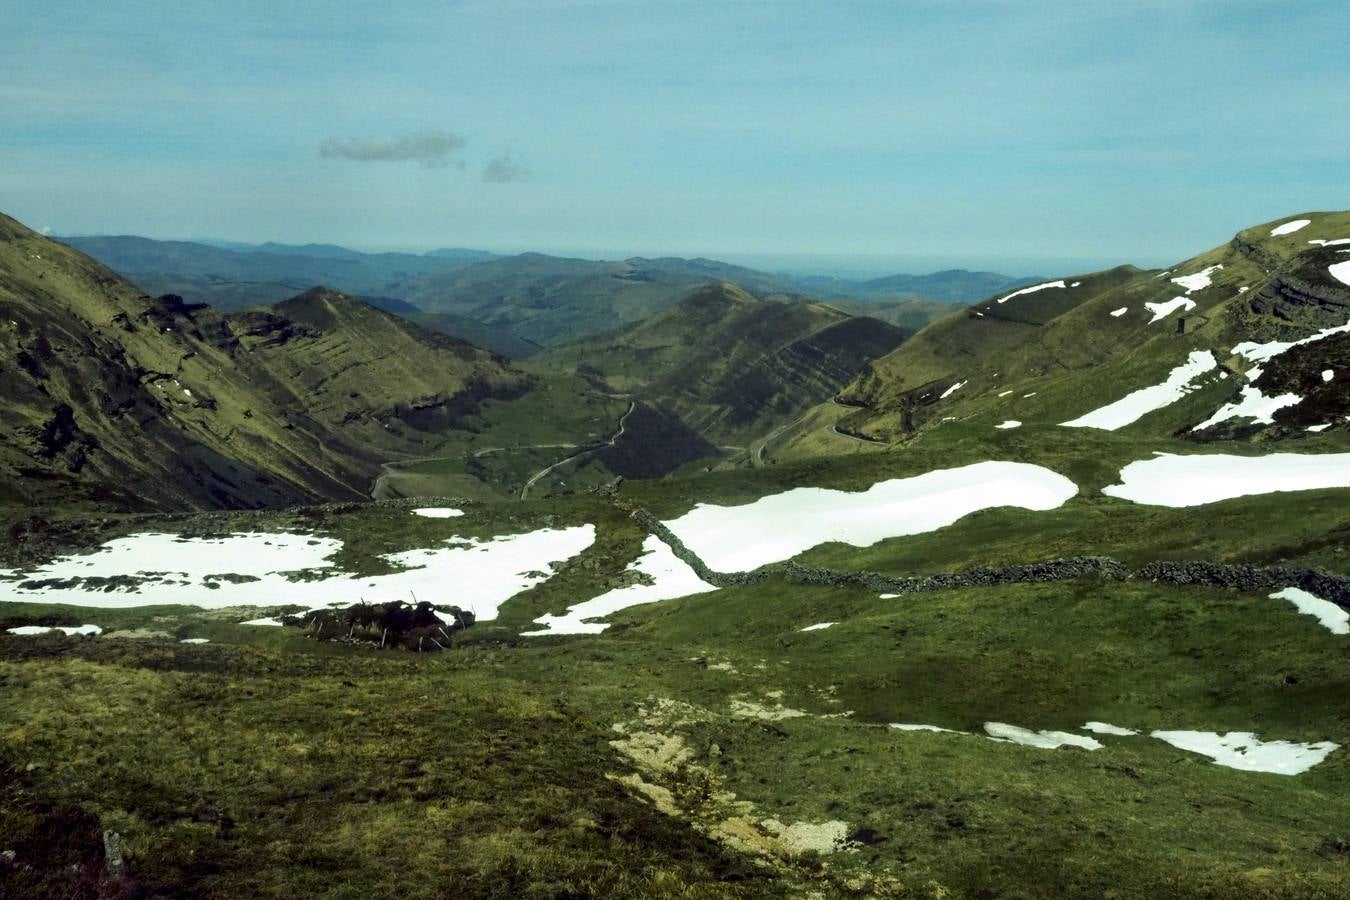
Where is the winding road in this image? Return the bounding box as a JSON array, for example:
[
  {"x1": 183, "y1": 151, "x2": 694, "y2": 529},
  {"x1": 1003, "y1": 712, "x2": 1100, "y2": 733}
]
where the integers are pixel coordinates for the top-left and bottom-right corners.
[{"x1": 520, "y1": 401, "x2": 637, "y2": 499}]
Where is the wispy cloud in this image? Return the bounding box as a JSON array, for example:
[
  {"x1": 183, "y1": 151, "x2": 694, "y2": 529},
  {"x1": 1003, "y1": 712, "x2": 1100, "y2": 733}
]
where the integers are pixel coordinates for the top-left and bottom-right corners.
[
  {"x1": 482, "y1": 153, "x2": 529, "y2": 183},
  {"x1": 319, "y1": 130, "x2": 466, "y2": 168}
]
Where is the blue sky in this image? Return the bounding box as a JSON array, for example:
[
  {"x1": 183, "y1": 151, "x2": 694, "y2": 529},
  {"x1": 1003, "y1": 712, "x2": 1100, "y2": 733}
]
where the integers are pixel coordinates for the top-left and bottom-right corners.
[{"x1": 2, "y1": 0, "x2": 1347, "y2": 274}]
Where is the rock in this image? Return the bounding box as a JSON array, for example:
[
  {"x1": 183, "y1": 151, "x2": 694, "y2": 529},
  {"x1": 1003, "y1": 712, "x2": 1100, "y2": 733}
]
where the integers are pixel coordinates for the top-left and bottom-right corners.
[{"x1": 102, "y1": 829, "x2": 125, "y2": 878}]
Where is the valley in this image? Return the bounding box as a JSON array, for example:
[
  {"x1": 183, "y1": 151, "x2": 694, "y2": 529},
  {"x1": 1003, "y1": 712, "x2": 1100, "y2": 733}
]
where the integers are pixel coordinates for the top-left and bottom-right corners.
[{"x1": 2, "y1": 209, "x2": 1349, "y2": 898}]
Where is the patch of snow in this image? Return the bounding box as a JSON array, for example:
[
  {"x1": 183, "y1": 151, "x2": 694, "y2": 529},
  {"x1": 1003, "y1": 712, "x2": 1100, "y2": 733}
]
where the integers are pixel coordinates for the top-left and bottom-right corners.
[
  {"x1": 799, "y1": 622, "x2": 837, "y2": 632},
  {"x1": 1192, "y1": 385, "x2": 1301, "y2": 431},
  {"x1": 998, "y1": 390, "x2": 1013, "y2": 397},
  {"x1": 1109, "y1": 307, "x2": 1128, "y2": 317},
  {"x1": 995, "y1": 280, "x2": 1066, "y2": 304},
  {"x1": 0, "y1": 527, "x2": 595, "y2": 623},
  {"x1": 890, "y1": 723, "x2": 962, "y2": 734},
  {"x1": 240, "y1": 617, "x2": 283, "y2": 626},
  {"x1": 995, "y1": 420, "x2": 1022, "y2": 429},
  {"x1": 1231, "y1": 319, "x2": 1350, "y2": 367},
  {"x1": 1103, "y1": 451, "x2": 1350, "y2": 507},
  {"x1": 1062, "y1": 351, "x2": 1217, "y2": 431},
  {"x1": 1270, "y1": 587, "x2": 1349, "y2": 635},
  {"x1": 182, "y1": 389, "x2": 192, "y2": 398},
  {"x1": 1270, "y1": 219, "x2": 1311, "y2": 236},
  {"x1": 413, "y1": 508, "x2": 464, "y2": 518},
  {"x1": 1082, "y1": 722, "x2": 1138, "y2": 736},
  {"x1": 522, "y1": 535, "x2": 716, "y2": 636},
  {"x1": 1023, "y1": 392, "x2": 1037, "y2": 398},
  {"x1": 984, "y1": 722, "x2": 1103, "y2": 750},
  {"x1": 664, "y1": 462, "x2": 1078, "y2": 572},
  {"x1": 180, "y1": 638, "x2": 210, "y2": 644},
  {"x1": 879, "y1": 593, "x2": 899, "y2": 599},
  {"x1": 1170, "y1": 264, "x2": 1222, "y2": 293},
  {"x1": 1070, "y1": 281, "x2": 1082, "y2": 287},
  {"x1": 1151, "y1": 730, "x2": 1338, "y2": 775},
  {"x1": 1309, "y1": 238, "x2": 1350, "y2": 247},
  {"x1": 939, "y1": 380, "x2": 967, "y2": 399},
  {"x1": 6, "y1": 624, "x2": 102, "y2": 637},
  {"x1": 1308, "y1": 424, "x2": 1332, "y2": 433},
  {"x1": 1238, "y1": 286, "x2": 1249, "y2": 294},
  {"x1": 1144, "y1": 296, "x2": 1196, "y2": 323},
  {"x1": 973, "y1": 311, "x2": 985, "y2": 317},
  {"x1": 1323, "y1": 369, "x2": 1334, "y2": 383},
  {"x1": 1331, "y1": 261, "x2": 1350, "y2": 286}
]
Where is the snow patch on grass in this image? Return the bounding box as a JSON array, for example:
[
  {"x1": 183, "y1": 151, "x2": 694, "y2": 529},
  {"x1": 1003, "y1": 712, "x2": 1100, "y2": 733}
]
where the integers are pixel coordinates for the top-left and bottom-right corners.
[
  {"x1": 995, "y1": 280, "x2": 1066, "y2": 304},
  {"x1": 1331, "y1": 261, "x2": 1350, "y2": 286},
  {"x1": 1192, "y1": 385, "x2": 1301, "y2": 430},
  {"x1": 664, "y1": 462, "x2": 1078, "y2": 572},
  {"x1": 413, "y1": 508, "x2": 464, "y2": 518},
  {"x1": 995, "y1": 420, "x2": 1022, "y2": 429},
  {"x1": 1270, "y1": 219, "x2": 1311, "y2": 236},
  {"x1": 1082, "y1": 722, "x2": 1137, "y2": 736},
  {"x1": 1170, "y1": 264, "x2": 1222, "y2": 293},
  {"x1": 939, "y1": 380, "x2": 967, "y2": 399},
  {"x1": 1103, "y1": 452, "x2": 1350, "y2": 507},
  {"x1": 1110, "y1": 307, "x2": 1128, "y2": 317},
  {"x1": 1061, "y1": 351, "x2": 1216, "y2": 431},
  {"x1": 799, "y1": 622, "x2": 837, "y2": 632},
  {"x1": 1, "y1": 527, "x2": 595, "y2": 623},
  {"x1": 1144, "y1": 296, "x2": 1196, "y2": 322},
  {"x1": 984, "y1": 722, "x2": 1103, "y2": 750},
  {"x1": 1271, "y1": 587, "x2": 1349, "y2": 635},
  {"x1": 523, "y1": 535, "x2": 716, "y2": 636},
  {"x1": 1151, "y1": 730, "x2": 1338, "y2": 775}
]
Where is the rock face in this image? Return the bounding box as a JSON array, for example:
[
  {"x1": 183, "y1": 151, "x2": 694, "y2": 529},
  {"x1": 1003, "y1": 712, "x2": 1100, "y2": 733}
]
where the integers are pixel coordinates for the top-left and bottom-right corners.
[{"x1": 282, "y1": 600, "x2": 475, "y2": 651}]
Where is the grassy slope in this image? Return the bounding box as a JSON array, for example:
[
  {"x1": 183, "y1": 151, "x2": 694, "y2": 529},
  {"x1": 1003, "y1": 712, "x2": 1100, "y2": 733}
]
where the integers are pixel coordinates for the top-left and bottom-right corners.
[
  {"x1": 1, "y1": 215, "x2": 540, "y2": 511},
  {"x1": 803, "y1": 212, "x2": 1350, "y2": 451},
  {"x1": 2, "y1": 468, "x2": 1348, "y2": 896}
]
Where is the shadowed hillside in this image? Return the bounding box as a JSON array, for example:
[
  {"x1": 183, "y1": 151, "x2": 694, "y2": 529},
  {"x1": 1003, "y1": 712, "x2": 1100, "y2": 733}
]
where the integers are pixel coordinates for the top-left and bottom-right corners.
[{"x1": 533, "y1": 283, "x2": 911, "y2": 442}]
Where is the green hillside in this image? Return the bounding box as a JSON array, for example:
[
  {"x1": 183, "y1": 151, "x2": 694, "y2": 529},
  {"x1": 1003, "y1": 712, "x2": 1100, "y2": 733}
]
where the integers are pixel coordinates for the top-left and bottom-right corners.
[
  {"x1": 532, "y1": 283, "x2": 911, "y2": 443},
  {"x1": 1, "y1": 216, "x2": 532, "y2": 511},
  {"x1": 774, "y1": 213, "x2": 1350, "y2": 453}
]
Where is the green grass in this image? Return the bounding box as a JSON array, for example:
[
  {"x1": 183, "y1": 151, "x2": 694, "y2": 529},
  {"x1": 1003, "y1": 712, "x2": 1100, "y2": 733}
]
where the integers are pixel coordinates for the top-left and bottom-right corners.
[{"x1": 4, "y1": 420, "x2": 1350, "y2": 896}]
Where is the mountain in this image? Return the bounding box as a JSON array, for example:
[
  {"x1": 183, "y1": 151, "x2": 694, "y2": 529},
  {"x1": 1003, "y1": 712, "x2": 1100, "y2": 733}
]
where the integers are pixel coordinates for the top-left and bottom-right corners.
[
  {"x1": 54, "y1": 235, "x2": 495, "y2": 312},
  {"x1": 1, "y1": 215, "x2": 529, "y2": 511},
  {"x1": 796, "y1": 212, "x2": 1350, "y2": 448},
  {"x1": 531, "y1": 282, "x2": 911, "y2": 442},
  {"x1": 400, "y1": 253, "x2": 806, "y2": 346}
]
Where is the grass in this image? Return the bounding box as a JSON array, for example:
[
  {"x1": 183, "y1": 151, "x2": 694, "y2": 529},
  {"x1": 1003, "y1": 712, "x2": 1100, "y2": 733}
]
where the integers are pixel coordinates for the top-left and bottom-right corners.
[{"x1": 3, "y1": 426, "x2": 1350, "y2": 896}]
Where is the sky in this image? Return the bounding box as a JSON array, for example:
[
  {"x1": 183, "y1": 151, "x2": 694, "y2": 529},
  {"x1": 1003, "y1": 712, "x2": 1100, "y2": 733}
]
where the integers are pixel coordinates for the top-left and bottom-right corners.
[{"x1": 2, "y1": 0, "x2": 1348, "y2": 275}]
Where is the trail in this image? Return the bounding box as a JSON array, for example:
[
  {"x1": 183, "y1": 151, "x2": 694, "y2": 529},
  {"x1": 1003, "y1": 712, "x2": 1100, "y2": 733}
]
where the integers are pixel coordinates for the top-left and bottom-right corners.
[
  {"x1": 370, "y1": 443, "x2": 579, "y2": 500},
  {"x1": 520, "y1": 401, "x2": 637, "y2": 500}
]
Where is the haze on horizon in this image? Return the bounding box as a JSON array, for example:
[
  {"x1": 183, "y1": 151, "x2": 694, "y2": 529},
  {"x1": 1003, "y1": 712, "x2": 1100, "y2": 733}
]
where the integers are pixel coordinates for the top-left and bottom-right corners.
[{"x1": 3, "y1": 0, "x2": 1348, "y2": 275}]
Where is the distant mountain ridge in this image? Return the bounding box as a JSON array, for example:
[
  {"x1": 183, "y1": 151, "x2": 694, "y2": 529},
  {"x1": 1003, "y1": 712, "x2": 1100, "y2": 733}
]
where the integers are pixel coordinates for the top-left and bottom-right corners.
[{"x1": 60, "y1": 234, "x2": 1023, "y2": 349}]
